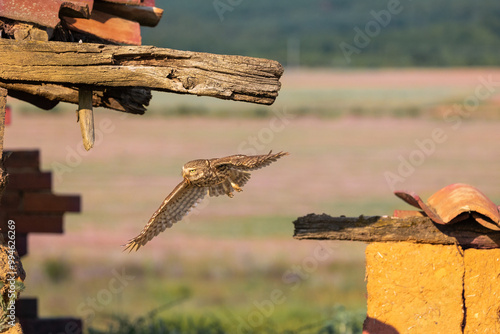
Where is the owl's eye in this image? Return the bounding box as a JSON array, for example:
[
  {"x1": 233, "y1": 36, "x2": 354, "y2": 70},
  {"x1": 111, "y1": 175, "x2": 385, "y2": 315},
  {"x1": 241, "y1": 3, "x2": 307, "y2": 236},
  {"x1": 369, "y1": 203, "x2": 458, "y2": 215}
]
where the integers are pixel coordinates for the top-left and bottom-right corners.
[{"x1": 189, "y1": 169, "x2": 197, "y2": 174}]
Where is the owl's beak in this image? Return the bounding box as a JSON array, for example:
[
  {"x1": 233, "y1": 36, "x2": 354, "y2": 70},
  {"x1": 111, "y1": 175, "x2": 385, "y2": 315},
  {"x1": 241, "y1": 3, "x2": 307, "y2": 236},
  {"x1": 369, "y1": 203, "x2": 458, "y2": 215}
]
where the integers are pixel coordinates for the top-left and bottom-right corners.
[{"x1": 182, "y1": 168, "x2": 191, "y2": 184}]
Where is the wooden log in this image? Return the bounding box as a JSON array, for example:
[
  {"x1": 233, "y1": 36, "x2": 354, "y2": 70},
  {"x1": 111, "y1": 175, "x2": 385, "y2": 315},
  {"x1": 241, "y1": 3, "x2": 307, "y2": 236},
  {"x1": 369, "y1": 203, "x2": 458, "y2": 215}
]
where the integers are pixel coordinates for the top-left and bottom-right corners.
[
  {"x1": 2, "y1": 86, "x2": 60, "y2": 111},
  {"x1": 93, "y1": 1, "x2": 163, "y2": 27},
  {"x1": 0, "y1": 39, "x2": 283, "y2": 105},
  {"x1": 0, "y1": 82, "x2": 150, "y2": 114},
  {"x1": 293, "y1": 213, "x2": 500, "y2": 249}
]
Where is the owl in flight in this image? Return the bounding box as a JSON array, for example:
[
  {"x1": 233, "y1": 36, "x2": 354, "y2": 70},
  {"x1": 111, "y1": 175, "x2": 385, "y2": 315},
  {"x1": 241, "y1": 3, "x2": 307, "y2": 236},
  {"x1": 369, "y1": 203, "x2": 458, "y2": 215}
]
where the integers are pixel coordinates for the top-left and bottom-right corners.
[{"x1": 125, "y1": 151, "x2": 288, "y2": 252}]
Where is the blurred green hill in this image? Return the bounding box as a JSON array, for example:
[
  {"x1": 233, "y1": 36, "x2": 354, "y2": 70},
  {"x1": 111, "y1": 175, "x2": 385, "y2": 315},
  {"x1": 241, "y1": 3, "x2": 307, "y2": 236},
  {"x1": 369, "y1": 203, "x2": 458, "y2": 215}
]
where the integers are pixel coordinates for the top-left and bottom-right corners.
[{"x1": 142, "y1": 0, "x2": 500, "y2": 67}]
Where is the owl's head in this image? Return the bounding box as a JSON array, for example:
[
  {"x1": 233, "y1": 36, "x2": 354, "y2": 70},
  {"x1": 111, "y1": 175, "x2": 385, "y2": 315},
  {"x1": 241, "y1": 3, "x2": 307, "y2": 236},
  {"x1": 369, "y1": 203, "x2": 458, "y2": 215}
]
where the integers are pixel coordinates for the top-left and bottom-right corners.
[{"x1": 182, "y1": 159, "x2": 208, "y2": 183}]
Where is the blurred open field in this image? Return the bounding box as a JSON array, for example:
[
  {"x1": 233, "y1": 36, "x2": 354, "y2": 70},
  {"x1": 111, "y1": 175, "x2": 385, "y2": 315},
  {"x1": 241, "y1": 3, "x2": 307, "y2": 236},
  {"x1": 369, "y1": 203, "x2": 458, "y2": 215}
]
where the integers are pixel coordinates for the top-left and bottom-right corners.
[{"x1": 4, "y1": 68, "x2": 500, "y2": 333}]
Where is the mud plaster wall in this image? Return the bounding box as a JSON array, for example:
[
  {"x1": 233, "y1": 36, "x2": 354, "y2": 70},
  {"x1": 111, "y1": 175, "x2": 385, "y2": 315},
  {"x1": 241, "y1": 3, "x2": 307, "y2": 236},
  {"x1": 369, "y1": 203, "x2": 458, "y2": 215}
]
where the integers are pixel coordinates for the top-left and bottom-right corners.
[
  {"x1": 464, "y1": 248, "x2": 500, "y2": 333},
  {"x1": 364, "y1": 242, "x2": 464, "y2": 333},
  {"x1": 363, "y1": 242, "x2": 500, "y2": 333}
]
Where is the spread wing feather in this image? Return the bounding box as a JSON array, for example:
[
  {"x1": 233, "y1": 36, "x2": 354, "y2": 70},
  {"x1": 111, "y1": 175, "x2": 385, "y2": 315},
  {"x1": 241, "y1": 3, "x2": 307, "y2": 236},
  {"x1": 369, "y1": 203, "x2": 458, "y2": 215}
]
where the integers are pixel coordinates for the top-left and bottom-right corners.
[
  {"x1": 124, "y1": 180, "x2": 207, "y2": 252},
  {"x1": 213, "y1": 151, "x2": 289, "y2": 172},
  {"x1": 208, "y1": 179, "x2": 232, "y2": 197},
  {"x1": 228, "y1": 169, "x2": 252, "y2": 186}
]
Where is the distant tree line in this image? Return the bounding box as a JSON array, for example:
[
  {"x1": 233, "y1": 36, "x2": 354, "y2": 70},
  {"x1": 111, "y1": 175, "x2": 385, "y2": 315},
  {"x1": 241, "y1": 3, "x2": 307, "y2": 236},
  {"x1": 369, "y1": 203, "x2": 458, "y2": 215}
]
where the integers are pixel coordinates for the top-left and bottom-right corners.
[{"x1": 143, "y1": 0, "x2": 500, "y2": 67}]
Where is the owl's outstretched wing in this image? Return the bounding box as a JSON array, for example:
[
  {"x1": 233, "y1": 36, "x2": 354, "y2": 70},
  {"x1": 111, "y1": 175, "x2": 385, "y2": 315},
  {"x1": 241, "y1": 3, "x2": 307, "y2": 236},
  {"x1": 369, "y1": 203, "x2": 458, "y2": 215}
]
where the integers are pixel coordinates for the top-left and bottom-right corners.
[
  {"x1": 124, "y1": 180, "x2": 207, "y2": 252},
  {"x1": 213, "y1": 151, "x2": 289, "y2": 172}
]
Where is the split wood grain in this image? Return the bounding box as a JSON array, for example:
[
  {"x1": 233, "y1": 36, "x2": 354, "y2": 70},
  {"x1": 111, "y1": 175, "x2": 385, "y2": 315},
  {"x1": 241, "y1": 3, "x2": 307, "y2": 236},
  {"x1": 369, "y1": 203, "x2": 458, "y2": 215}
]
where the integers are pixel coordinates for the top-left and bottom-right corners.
[{"x1": 0, "y1": 39, "x2": 283, "y2": 105}]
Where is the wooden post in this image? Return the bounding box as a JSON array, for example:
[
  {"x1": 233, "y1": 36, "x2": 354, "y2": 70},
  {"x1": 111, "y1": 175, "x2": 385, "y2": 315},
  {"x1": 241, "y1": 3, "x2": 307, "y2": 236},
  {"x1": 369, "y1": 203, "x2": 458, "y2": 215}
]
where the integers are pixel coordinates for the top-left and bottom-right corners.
[
  {"x1": 0, "y1": 87, "x2": 7, "y2": 201},
  {"x1": 77, "y1": 87, "x2": 94, "y2": 151}
]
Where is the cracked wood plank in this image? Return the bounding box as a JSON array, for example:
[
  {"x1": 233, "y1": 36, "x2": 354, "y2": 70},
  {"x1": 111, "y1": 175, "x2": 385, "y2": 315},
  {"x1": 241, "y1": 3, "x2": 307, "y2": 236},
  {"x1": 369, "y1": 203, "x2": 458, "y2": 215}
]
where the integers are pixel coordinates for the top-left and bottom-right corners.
[
  {"x1": 293, "y1": 214, "x2": 500, "y2": 249},
  {"x1": 0, "y1": 39, "x2": 283, "y2": 106}
]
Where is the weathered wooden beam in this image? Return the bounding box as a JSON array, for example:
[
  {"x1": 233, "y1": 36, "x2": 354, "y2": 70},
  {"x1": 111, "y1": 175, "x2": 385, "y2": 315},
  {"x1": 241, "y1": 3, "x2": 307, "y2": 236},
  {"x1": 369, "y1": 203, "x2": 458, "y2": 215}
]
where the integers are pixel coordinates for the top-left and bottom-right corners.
[
  {"x1": 293, "y1": 213, "x2": 500, "y2": 249},
  {"x1": 0, "y1": 39, "x2": 283, "y2": 105},
  {"x1": 0, "y1": 82, "x2": 150, "y2": 114}
]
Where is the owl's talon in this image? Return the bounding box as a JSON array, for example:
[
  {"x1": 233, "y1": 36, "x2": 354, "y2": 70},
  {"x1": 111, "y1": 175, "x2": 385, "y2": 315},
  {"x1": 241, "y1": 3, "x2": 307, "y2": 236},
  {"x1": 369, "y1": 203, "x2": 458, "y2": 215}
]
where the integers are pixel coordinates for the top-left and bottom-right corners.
[
  {"x1": 227, "y1": 192, "x2": 234, "y2": 198},
  {"x1": 231, "y1": 183, "x2": 243, "y2": 192}
]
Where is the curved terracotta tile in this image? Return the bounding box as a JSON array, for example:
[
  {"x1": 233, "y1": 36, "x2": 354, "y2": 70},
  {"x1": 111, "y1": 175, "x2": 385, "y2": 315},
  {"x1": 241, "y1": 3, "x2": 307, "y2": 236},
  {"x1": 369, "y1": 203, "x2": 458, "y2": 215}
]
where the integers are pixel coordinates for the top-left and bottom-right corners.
[{"x1": 395, "y1": 183, "x2": 500, "y2": 230}]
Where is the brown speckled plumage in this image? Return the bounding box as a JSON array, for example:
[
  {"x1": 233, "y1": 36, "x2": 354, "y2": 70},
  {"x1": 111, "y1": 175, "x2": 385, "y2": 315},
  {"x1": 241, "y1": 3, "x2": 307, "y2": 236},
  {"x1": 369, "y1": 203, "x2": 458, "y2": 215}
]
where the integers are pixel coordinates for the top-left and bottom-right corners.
[{"x1": 124, "y1": 151, "x2": 288, "y2": 251}]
